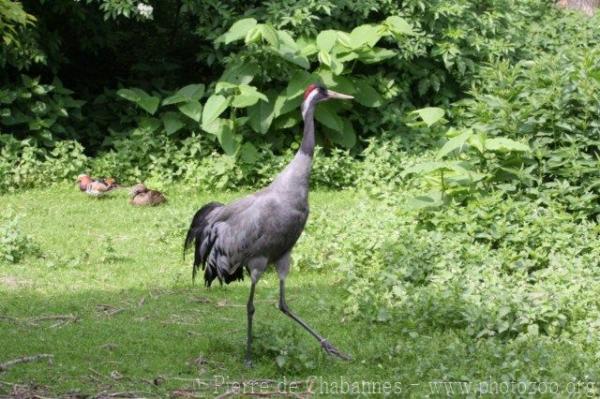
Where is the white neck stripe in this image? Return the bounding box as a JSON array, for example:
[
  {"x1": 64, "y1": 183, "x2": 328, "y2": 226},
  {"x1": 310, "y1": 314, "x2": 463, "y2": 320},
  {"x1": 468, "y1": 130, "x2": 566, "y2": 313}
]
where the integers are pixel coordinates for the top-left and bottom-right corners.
[{"x1": 301, "y1": 89, "x2": 319, "y2": 119}]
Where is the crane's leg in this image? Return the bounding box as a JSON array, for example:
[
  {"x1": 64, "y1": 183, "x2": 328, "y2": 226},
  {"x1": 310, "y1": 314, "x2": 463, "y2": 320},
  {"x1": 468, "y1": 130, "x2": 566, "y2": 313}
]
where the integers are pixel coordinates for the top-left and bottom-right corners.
[
  {"x1": 244, "y1": 257, "x2": 268, "y2": 368},
  {"x1": 245, "y1": 281, "x2": 256, "y2": 368},
  {"x1": 275, "y1": 253, "x2": 351, "y2": 360}
]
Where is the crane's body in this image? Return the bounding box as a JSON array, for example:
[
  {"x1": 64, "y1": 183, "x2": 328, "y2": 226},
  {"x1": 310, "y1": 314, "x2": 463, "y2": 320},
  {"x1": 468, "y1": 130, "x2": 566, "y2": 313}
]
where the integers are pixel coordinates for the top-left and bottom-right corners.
[{"x1": 184, "y1": 84, "x2": 352, "y2": 366}]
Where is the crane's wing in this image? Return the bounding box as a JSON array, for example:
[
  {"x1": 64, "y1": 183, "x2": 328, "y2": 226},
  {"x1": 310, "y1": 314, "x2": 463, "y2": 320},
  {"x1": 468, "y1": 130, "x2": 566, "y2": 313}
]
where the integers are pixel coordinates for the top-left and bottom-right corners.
[
  {"x1": 184, "y1": 195, "x2": 268, "y2": 286},
  {"x1": 185, "y1": 192, "x2": 306, "y2": 287}
]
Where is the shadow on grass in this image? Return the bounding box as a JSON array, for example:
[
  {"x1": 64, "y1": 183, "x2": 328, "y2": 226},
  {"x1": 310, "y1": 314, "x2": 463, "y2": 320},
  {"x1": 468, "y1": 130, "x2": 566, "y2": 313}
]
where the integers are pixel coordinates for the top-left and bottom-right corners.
[{"x1": 0, "y1": 277, "x2": 374, "y2": 397}]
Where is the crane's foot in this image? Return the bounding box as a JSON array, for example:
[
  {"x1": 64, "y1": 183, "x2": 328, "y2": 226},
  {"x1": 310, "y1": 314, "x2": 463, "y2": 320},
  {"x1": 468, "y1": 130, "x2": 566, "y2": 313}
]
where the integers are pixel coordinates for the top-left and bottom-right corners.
[
  {"x1": 320, "y1": 339, "x2": 352, "y2": 361},
  {"x1": 244, "y1": 358, "x2": 254, "y2": 368}
]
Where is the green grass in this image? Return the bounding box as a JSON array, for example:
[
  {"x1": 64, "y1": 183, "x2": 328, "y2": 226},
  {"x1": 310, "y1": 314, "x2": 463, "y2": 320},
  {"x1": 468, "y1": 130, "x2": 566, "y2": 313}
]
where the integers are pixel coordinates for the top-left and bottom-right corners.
[{"x1": 1, "y1": 187, "x2": 599, "y2": 398}]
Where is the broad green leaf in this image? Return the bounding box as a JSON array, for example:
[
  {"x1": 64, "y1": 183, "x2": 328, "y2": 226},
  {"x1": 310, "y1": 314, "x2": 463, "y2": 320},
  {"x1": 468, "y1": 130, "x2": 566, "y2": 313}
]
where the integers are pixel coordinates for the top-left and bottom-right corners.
[
  {"x1": 232, "y1": 85, "x2": 268, "y2": 108},
  {"x1": 405, "y1": 191, "x2": 445, "y2": 210},
  {"x1": 336, "y1": 32, "x2": 353, "y2": 48},
  {"x1": 300, "y1": 43, "x2": 318, "y2": 57},
  {"x1": 139, "y1": 96, "x2": 160, "y2": 114},
  {"x1": 436, "y1": 128, "x2": 473, "y2": 159},
  {"x1": 285, "y1": 70, "x2": 315, "y2": 99},
  {"x1": 219, "y1": 63, "x2": 258, "y2": 86},
  {"x1": 330, "y1": 57, "x2": 344, "y2": 75},
  {"x1": 139, "y1": 117, "x2": 161, "y2": 132},
  {"x1": 201, "y1": 117, "x2": 226, "y2": 134},
  {"x1": 486, "y1": 137, "x2": 531, "y2": 152},
  {"x1": 178, "y1": 100, "x2": 202, "y2": 122},
  {"x1": 217, "y1": 122, "x2": 239, "y2": 155},
  {"x1": 259, "y1": 24, "x2": 279, "y2": 47},
  {"x1": 401, "y1": 161, "x2": 454, "y2": 177},
  {"x1": 353, "y1": 80, "x2": 382, "y2": 107},
  {"x1": 162, "y1": 112, "x2": 185, "y2": 135},
  {"x1": 273, "y1": 113, "x2": 300, "y2": 130},
  {"x1": 349, "y1": 24, "x2": 382, "y2": 48},
  {"x1": 275, "y1": 47, "x2": 310, "y2": 69},
  {"x1": 117, "y1": 88, "x2": 160, "y2": 115},
  {"x1": 232, "y1": 94, "x2": 259, "y2": 108},
  {"x1": 215, "y1": 81, "x2": 239, "y2": 93},
  {"x1": 412, "y1": 107, "x2": 445, "y2": 127},
  {"x1": 315, "y1": 103, "x2": 343, "y2": 132},
  {"x1": 274, "y1": 30, "x2": 309, "y2": 68},
  {"x1": 202, "y1": 94, "x2": 230, "y2": 126},
  {"x1": 177, "y1": 84, "x2": 205, "y2": 101},
  {"x1": 357, "y1": 48, "x2": 396, "y2": 63},
  {"x1": 297, "y1": 36, "x2": 318, "y2": 56},
  {"x1": 318, "y1": 50, "x2": 332, "y2": 67},
  {"x1": 240, "y1": 85, "x2": 267, "y2": 101},
  {"x1": 316, "y1": 71, "x2": 355, "y2": 95},
  {"x1": 117, "y1": 88, "x2": 140, "y2": 103},
  {"x1": 217, "y1": 18, "x2": 257, "y2": 44},
  {"x1": 275, "y1": 94, "x2": 302, "y2": 117},
  {"x1": 385, "y1": 16, "x2": 413, "y2": 35},
  {"x1": 239, "y1": 142, "x2": 260, "y2": 163},
  {"x1": 326, "y1": 119, "x2": 356, "y2": 148},
  {"x1": 468, "y1": 132, "x2": 487, "y2": 153},
  {"x1": 162, "y1": 93, "x2": 187, "y2": 106},
  {"x1": 244, "y1": 26, "x2": 262, "y2": 44},
  {"x1": 316, "y1": 30, "x2": 338, "y2": 52},
  {"x1": 248, "y1": 91, "x2": 276, "y2": 134},
  {"x1": 276, "y1": 30, "x2": 298, "y2": 51}
]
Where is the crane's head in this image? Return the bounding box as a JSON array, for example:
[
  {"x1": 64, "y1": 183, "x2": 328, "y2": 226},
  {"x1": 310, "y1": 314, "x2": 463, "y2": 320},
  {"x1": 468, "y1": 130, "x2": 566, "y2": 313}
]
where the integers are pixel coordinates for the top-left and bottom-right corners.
[{"x1": 301, "y1": 84, "x2": 353, "y2": 118}]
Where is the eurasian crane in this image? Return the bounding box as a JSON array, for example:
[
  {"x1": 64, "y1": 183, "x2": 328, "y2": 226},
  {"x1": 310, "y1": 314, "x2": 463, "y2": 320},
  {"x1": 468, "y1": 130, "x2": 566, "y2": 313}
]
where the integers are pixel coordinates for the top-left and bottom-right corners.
[{"x1": 184, "y1": 84, "x2": 353, "y2": 366}]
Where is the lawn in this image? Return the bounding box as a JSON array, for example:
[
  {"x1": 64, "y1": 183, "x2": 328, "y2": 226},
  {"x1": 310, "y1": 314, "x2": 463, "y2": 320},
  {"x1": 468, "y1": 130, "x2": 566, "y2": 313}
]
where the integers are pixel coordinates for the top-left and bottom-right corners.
[{"x1": 1, "y1": 187, "x2": 599, "y2": 398}]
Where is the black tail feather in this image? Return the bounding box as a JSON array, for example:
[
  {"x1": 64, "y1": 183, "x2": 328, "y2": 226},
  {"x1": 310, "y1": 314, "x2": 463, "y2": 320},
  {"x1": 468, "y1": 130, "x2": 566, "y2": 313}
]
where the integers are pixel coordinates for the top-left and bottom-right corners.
[{"x1": 183, "y1": 202, "x2": 223, "y2": 284}]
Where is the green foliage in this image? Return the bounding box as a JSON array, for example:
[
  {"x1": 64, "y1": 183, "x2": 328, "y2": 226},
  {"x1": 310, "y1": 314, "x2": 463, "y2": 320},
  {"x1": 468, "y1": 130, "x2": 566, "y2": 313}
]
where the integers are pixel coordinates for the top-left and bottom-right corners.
[
  {"x1": 254, "y1": 322, "x2": 317, "y2": 373},
  {"x1": 0, "y1": 209, "x2": 37, "y2": 263},
  {"x1": 0, "y1": 75, "x2": 85, "y2": 145},
  {"x1": 0, "y1": 0, "x2": 43, "y2": 69},
  {"x1": 0, "y1": 135, "x2": 88, "y2": 192},
  {"x1": 315, "y1": 193, "x2": 600, "y2": 341},
  {"x1": 403, "y1": 127, "x2": 532, "y2": 209},
  {"x1": 456, "y1": 47, "x2": 600, "y2": 218}
]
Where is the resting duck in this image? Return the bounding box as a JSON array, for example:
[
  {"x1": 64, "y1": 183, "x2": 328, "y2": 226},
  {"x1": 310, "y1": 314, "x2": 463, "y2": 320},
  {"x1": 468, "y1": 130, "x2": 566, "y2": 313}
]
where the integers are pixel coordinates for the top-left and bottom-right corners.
[
  {"x1": 76, "y1": 174, "x2": 119, "y2": 197},
  {"x1": 129, "y1": 184, "x2": 167, "y2": 206}
]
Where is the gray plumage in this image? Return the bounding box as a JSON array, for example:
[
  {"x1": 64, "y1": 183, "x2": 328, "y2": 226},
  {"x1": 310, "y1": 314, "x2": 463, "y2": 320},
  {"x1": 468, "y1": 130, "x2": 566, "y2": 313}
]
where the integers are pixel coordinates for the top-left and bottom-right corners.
[
  {"x1": 185, "y1": 151, "x2": 311, "y2": 286},
  {"x1": 184, "y1": 84, "x2": 353, "y2": 366}
]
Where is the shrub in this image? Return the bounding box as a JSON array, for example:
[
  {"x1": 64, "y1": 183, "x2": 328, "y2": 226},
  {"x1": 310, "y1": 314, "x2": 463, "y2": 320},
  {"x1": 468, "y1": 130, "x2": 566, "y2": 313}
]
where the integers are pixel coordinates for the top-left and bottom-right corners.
[
  {"x1": 0, "y1": 210, "x2": 38, "y2": 264},
  {"x1": 0, "y1": 135, "x2": 88, "y2": 193}
]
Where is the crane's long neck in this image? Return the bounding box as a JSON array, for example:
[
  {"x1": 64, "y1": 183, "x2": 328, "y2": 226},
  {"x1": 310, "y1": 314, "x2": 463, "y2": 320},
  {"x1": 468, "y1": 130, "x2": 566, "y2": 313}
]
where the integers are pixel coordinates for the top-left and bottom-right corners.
[
  {"x1": 269, "y1": 100, "x2": 316, "y2": 198},
  {"x1": 300, "y1": 104, "x2": 316, "y2": 157}
]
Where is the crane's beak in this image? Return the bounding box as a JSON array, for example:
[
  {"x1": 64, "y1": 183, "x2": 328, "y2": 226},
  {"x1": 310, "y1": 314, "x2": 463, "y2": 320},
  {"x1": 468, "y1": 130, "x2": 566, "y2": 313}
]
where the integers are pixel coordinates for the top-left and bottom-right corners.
[{"x1": 326, "y1": 90, "x2": 354, "y2": 100}]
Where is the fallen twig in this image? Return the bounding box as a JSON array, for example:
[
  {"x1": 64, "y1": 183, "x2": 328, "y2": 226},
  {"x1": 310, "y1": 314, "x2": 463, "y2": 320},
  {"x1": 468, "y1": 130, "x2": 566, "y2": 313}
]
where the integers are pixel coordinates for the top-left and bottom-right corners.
[
  {"x1": 0, "y1": 354, "x2": 54, "y2": 372},
  {"x1": 93, "y1": 391, "x2": 148, "y2": 398},
  {"x1": 1, "y1": 314, "x2": 78, "y2": 328},
  {"x1": 96, "y1": 304, "x2": 125, "y2": 316}
]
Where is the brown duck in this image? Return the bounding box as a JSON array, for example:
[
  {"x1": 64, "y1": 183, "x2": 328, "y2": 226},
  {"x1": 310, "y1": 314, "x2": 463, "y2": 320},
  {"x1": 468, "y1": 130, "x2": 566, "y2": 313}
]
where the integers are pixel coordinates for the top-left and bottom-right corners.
[{"x1": 129, "y1": 184, "x2": 166, "y2": 206}]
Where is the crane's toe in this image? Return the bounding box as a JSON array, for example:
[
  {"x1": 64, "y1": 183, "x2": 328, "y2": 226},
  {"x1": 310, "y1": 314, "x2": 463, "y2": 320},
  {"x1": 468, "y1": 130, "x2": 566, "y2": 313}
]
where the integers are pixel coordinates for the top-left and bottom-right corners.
[{"x1": 320, "y1": 339, "x2": 352, "y2": 361}]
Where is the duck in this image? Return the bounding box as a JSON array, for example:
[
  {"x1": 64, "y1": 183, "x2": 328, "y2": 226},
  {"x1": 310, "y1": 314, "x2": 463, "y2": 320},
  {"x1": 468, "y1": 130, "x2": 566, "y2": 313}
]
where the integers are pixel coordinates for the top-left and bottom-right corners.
[
  {"x1": 129, "y1": 183, "x2": 167, "y2": 206},
  {"x1": 76, "y1": 174, "x2": 119, "y2": 197}
]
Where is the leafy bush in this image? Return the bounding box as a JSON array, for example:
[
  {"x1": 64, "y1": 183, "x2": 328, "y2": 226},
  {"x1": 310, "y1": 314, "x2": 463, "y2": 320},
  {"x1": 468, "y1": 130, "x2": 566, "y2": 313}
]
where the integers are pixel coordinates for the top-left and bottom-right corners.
[
  {"x1": 0, "y1": 135, "x2": 88, "y2": 192},
  {"x1": 434, "y1": 46, "x2": 599, "y2": 218},
  {"x1": 0, "y1": 75, "x2": 85, "y2": 145},
  {"x1": 0, "y1": 210, "x2": 37, "y2": 263},
  {"x1": 253, "y1": 321, "x2": 318, "y2": 373},
  {"x1": 328, "y1": 193, "x2": 600, "y2": 341}
]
